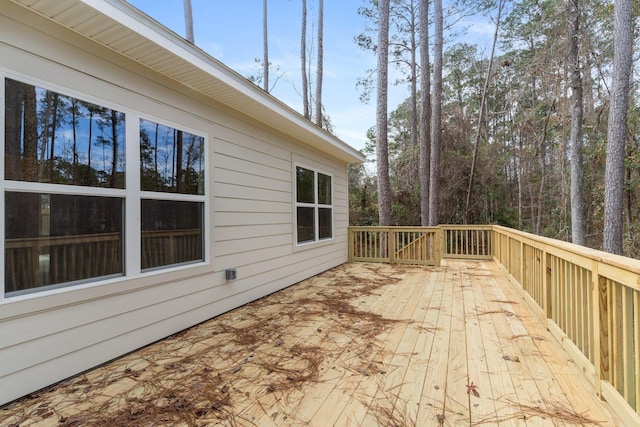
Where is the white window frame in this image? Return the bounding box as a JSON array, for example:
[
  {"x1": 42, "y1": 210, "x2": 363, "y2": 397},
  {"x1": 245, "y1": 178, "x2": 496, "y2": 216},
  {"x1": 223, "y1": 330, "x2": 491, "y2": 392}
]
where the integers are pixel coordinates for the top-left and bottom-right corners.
[
  {"x1": 294, "y1": 163, "x2": 334, "y2": 247},
  {"x1": 0, "y1": 71, "x2": 209, "y2": 300}
]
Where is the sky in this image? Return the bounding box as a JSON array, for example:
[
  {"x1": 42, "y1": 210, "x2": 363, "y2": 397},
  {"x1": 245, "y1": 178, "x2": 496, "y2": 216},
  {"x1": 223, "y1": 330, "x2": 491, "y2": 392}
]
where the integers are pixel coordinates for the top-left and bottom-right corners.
[{"x1": 125, "y1": 1, "x2": 493, "y2": 154}]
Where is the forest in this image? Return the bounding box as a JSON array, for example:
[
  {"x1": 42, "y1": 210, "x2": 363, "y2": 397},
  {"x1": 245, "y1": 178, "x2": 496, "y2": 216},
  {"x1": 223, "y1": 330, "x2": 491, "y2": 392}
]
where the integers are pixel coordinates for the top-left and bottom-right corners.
[{"x1": 347, "y1": 0, "x2": 639, "y2": 258}]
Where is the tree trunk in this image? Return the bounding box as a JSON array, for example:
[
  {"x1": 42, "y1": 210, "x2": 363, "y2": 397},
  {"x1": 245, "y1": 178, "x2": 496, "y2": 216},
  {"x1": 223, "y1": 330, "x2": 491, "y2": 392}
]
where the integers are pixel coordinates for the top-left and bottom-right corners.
[
  {"x1": 110, "y1": 110, "x2": 119, "y2": 187},
  {"x1": 418, "y1": 0, "x2": 430, "y2": 226},
  {"x1": 376, "y1": 0, "x2": 392, "y2": 226},
  {"x1": 49, "y1": 93, "x2": 60, "y2": 180},
  {"x1": 568, "y1": 0, "x2": 584, "y2": 246},
  {"x1": 604, "y1": 0, "x2": 633, "y2": 255},
  {"x1": 464, "y1": 0, "x2": 504, "y2": 224},
  {"x1": 263, "y1": 0, "x2": 269, "y2": 92},
  {"x1": 301, "y1": 0, "x2": 310, "y2": 119},
  {"x1": 428, "y1": 0, "x2": 443, "y2": 226},
  {"x1": 176, "y1": 130, "x2": 184, "y2": 193},
  {"x1": 86, "y1": 108, "x2": 93, "y2": 185},
  {"x1": 409, "y1": 0, "x2": 418, "y2": 149},
  {"x1": 314, "y1": 0, "x2": 324, "y2": 126},
  {"x1": 22, "y1": 85, "x2": 38, "y2": 182},
  {"x1": 183, "y1": 0, "x2": 194, "y2": 43}
]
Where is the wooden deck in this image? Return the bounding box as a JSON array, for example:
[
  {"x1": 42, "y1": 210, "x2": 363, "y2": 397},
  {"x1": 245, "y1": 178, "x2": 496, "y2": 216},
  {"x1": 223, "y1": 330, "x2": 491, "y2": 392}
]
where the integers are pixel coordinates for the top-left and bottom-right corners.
[{"x1": 1, "y1": 260, "x2": 623, "y2": 426}]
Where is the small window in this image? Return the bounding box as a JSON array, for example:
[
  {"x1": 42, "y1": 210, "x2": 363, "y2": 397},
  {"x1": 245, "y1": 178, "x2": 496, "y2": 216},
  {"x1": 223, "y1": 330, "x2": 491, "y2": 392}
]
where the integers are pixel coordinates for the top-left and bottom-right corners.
[
  {"x1": 295, "y1": 166, "x2": 333, "y2": 244},
  {"x1": 140, "y1": 119, "x2": 205, "y2": 270}
]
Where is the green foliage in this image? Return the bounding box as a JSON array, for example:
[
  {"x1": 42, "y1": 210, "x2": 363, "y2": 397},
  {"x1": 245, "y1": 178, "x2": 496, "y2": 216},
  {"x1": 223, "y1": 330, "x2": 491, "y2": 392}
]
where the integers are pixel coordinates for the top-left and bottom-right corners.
[{"x1": 348, "y1": 0, "x2": 640, "y2": 256}]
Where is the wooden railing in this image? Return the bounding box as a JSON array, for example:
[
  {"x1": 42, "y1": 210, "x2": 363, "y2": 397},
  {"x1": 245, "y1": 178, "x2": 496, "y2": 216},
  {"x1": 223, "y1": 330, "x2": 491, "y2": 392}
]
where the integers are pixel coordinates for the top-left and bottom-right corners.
[
  {"x1": 349, "y1": 225, "x2": 640, "y2": 424},
  {"x1": 492, "y1": 225, "x2": 640, "y2": 425},
  {"x1": 348, "y1": 227, "x2": 442, "y2": 266},
  {"x1": 141, "y1": 229, "x2": 202, "y2": 269},
  {"x1": 442, "y1": 225, "x2": 493, "y2": 259}
]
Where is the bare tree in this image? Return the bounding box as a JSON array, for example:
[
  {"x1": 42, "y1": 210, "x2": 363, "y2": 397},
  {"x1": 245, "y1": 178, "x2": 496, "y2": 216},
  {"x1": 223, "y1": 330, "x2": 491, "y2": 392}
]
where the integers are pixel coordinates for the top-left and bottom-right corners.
[
  {"x1": 419, "y1": 0, "x2": 431, "y2": 226},
  {"x1": 604, "y1": 0, "x2": 633, "y2": 254},
  {"x1": 183, "y1": 0, "x2": 194, "y2": 43},
  {"x1": 263, "y1": 0, "x2": 269, "y2": 92},
  {"x1": 301, "y1": 0, "x2": 310, "y2": 119},
  {"x1": 377, "y1": 0, "x2": 392, "y2": 226},
  {"x1": 315, "y1": 0, "x2": 324, "y2": 126},
  {"x1": 429, "y1": 0, "x2": 443, "y2": 226},
  {"x1": 464, "y1": 0, "x2": 505, "y2": 224},
  {"x1": 568, "y1": 0, "x2": 584, "y2": 245}
]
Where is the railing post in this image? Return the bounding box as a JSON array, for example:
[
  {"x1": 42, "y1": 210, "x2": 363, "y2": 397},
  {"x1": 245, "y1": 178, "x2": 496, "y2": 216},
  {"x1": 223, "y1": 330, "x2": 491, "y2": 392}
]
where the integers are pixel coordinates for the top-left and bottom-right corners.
[
  {"x1": 435, "y1": 227, "x2": 443, "y2": 266},
  {"x1": 544, "y1": 248, "x2": 551, "y2": 319},
  {"x1": 389, "y1": 228, "x2": 396, "y2": 264},
  {"x1": 348, "y1": 228, "x2": 353, "y2": 262},
  {"x1": 519, "y1": 237, "x2": 524, "y2": 287},
  {"x1": 592, "y1": 260, "x2": 606, "y2": 397}
]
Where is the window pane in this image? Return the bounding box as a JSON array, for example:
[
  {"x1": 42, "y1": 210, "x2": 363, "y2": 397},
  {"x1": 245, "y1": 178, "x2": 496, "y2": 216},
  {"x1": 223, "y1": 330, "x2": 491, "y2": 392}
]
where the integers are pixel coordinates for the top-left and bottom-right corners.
[
  {"x1": 5, "y1": 192, "x2": 123, "y2": 295},
  {"x1": 318, "y1": 173, "x2": 332, "y2": 205},
  {"x1": 5, "y1": 78, "x2": 125, "y2": 188},
  {"x1": 297, "y1": 206, "x2": 315, "y2": 243},
  {"x1": 319, "y1": 208, "x2": 332, "y2": 240},
  {"x1": 296, "y1": 167, "x2": 314, "y2": 203},
  {"x1": 141, "y1": 199, "x2": 203, "y2": 269},
  {"x1": 140, "y1": 119, "x2": 204, "y2": 195}
]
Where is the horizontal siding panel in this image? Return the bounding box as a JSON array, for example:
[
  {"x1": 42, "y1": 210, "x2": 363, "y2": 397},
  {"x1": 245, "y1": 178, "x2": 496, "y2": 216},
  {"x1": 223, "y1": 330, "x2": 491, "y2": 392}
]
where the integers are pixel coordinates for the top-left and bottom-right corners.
[
  {"x1": 0, "y1": 268, "x2": 222, "y2": 350},
  {"x1": 215, "y1": 234, "x2": 293, "y2": 257},
  {"x1": 214, "y1": 127, "x2": 291, "y2": 162},
  {"x1": 215, "y1": 198, "x2": 291, "y2": 214},
  {"x1": 217, "y1": 245, "x2": 292, "y2": 270},
  {"x1": 215, "y1": 223, "x2": 292, "y2": 242},
  {"x1": 214, "y1": 168, "x2": 291, "y2": 193},
  {"x1": 214, "y1": 212, "x2": 292, "y2": 227},
  {"x1": 215, "y1": 138, "x2": 291, "y2": 172},
  {"x1": 216, "y1": 182, "x2": 290, "y2": 203},
  {"x1": 224, "y1": 241, "x2": 347, "y2": 281},
  {"x1": 216, "y1": 153, "x2": 291, "y2": 182},
  {"x1": 0, "y1": 273, "x2": 228, "y2": 377}
]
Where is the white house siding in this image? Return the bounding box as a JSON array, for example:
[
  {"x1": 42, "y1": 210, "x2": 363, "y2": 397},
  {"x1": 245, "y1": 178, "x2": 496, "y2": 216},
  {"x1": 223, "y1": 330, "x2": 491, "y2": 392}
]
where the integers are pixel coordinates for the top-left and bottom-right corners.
[{"x1": 0, "y1": 3, "x2": 352, "y2": 405}]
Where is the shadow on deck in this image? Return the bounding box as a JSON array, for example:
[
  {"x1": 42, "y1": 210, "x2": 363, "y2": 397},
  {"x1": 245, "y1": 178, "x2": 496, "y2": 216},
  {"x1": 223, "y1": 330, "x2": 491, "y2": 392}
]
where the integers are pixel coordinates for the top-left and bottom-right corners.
[{"x1": 0, "y1": 260, "x2": 623, "y2": 426}]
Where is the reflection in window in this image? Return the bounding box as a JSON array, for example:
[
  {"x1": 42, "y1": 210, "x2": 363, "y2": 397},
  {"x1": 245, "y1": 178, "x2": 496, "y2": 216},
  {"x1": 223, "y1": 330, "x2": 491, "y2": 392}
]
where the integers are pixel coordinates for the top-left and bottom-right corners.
[
  {"x1": 5, "y1": 192, "x2": 123, "y2": 295},
  {"x1": 297, "y1": 206, "x2": 315, "y2": 244},
  {"x1": 319, "y1": 207, "x2": 332, "y2": 240},
  {"x1": 141, "y1": 199, "x2": 203, "y2": 270},
  {"x1": 318, "y1": 173, "x2": 332, "y2": 205},
  {"x1": 4, "y1": 78, "x2": 125, "y2": 188},
  {"x1": 296, "y1": 167, "x2": 314, "y2": 204},
  {"x1": 140, "y1": 119, "x2": 204, "y2": 195},
  {"x1": 295, "y1": 166, "x2": 333, "y2": 244}
]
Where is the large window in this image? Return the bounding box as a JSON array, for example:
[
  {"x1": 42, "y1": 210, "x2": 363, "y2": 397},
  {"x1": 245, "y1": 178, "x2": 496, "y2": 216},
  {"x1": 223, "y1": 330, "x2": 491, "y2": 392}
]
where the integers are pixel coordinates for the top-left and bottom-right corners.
[
  {"x1": 3, "y1": 77, "x2": 206, "y2": 297},
  {"x1": 295, "y1": 166, "x2": 332, "y2": 244}
]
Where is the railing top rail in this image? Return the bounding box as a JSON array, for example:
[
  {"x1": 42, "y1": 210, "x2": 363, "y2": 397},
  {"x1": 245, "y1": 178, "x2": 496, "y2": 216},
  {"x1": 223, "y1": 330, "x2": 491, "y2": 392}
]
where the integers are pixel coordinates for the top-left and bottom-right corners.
[
  {"x1": 348, "y1": 226, "x2": 441, "y2": 232},
  {"x1": 492, "y1": 225, "x2": 640, "y2": 276},
  {"x1": 440, "y1": 224, "x2": 494, "y2": 230}
]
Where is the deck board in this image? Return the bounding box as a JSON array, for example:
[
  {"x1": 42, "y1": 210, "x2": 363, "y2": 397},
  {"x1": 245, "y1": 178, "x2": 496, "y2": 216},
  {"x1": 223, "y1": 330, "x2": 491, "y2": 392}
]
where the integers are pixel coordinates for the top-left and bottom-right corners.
[{"x1": 0, "y1": 261, "x2": 623, "y2": 427}]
